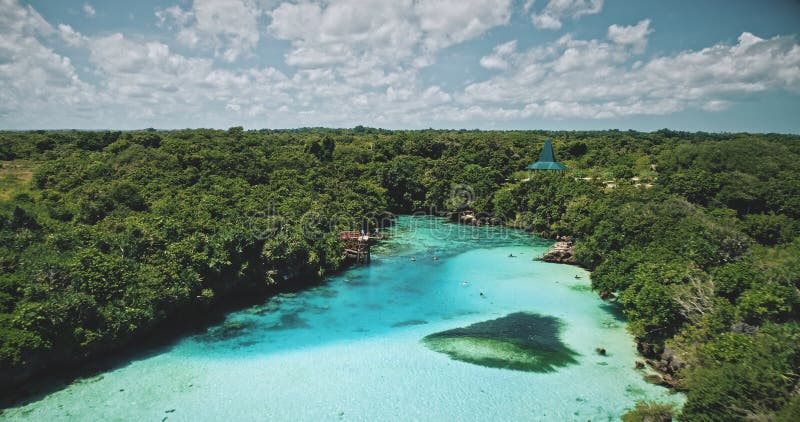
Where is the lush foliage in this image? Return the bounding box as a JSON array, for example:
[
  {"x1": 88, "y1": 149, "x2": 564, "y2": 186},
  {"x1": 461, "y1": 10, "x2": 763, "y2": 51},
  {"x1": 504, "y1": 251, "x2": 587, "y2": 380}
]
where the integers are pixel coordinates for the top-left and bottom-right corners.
[
  {"x1": 1, "y1": 128, "x2": 799, "y2": 419},
  {"x1": 621, "y1": 400, "x2": 675, "y2": 422}
]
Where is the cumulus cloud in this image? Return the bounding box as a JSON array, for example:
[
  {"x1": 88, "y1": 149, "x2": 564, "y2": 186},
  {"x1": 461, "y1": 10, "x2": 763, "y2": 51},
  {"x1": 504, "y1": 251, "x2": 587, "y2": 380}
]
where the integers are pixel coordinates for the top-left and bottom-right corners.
[
  {"x1": 0, "y1": 0, "x2": 94, "y2": 125},
  {"x1": 269, "y1": 0, "x2": 421, "y2": 70},
  {"x1": 264, "y1": 0, "x2": 511, "y2": 119},
  {"x1": 268, "y1": 0, "x2": 511, "y2": 69},
  {"x1": 2, "y1": 0, "x2": 800, "y2": 129},
  {"x1": 480, "y1": 40, "x2": 517, "y2": 69},
  {"x1": 83, "y1": 3, "x2": 96, "y2": 18},
  {"x1": 156, "y1": 0, "x2": 260, "y2": 62},
  {"x1": 85, "y1": 32, "x2": 296, "y2": 124},
  {"x1": 460, "y1": 29, "x2": 800, "y2": 120},
  {"x1": 608, "y1": 19, "x2": 652, "y2": 53},
  {"x1": 530, "y1": 0, "x2": 603, "y2": 30},
  {"x1": 58, "y1": 24, "x2": 86, "y2": 47},
  {"x1": 414, "y1": 0, "x2": 512, "y2": 51}
]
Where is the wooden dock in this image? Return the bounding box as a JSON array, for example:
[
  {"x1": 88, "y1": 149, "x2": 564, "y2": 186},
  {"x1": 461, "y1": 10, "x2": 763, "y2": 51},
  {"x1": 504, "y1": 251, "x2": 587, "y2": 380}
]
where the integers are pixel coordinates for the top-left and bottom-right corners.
[{"x1": 340, "y1": 231, "x2": 379, "y2": 264}]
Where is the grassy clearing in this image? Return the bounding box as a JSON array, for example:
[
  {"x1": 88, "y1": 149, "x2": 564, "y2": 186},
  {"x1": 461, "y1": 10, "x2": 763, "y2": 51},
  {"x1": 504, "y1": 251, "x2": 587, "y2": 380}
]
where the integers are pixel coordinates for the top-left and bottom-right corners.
[{"x1": 0, "y1": 161, "x2": 37, "y2": 202}]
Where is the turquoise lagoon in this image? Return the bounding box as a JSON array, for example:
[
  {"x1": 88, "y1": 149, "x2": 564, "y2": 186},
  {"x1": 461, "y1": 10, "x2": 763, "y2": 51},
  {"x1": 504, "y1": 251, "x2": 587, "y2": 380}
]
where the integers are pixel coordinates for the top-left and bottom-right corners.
[{"x1": 2, "y1": 216, "x2": 681, "y2": 421}]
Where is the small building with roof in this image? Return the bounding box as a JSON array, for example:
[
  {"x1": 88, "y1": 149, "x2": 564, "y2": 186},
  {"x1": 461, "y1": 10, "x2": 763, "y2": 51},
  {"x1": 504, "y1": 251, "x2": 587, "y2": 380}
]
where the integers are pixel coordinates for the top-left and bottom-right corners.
[{"x1": 526, "y1": 140, "x2": 567, "y2": 173}]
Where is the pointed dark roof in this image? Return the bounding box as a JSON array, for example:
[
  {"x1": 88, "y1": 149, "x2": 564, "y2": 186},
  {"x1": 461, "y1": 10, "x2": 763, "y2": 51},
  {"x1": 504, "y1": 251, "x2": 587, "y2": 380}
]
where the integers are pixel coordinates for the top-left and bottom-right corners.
[{"x1": 526, "y1": 140, "x2": 567, "y2": 171}]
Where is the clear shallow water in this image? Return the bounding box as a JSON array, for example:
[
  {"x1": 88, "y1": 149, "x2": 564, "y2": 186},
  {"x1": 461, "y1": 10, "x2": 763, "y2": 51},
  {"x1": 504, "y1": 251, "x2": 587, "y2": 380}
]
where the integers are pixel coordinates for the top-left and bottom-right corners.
[{"x1": 2, "y1": 216, "x2": 681, "y2": 421}]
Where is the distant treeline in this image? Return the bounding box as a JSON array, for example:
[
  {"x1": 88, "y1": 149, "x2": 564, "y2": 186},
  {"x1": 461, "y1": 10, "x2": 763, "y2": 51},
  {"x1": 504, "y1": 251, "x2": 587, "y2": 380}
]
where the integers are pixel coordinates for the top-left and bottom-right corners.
[{"x1": 1, "y1": 128, "x2": 799, "y2": 420}]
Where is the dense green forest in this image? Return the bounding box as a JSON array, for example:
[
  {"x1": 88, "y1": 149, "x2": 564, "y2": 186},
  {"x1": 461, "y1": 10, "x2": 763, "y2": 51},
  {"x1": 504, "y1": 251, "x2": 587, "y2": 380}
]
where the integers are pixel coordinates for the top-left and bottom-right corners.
[{"x1": 1, "y1": 128, "x2": 799, "y2": 420}]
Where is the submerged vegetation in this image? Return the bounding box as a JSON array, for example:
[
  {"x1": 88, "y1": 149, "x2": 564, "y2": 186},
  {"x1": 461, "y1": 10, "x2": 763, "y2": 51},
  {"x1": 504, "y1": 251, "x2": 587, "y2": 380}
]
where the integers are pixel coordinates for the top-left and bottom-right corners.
[
  {"x1": 422, "y1": 312, "x2": 578, "y2": 372},
  {"x1": 1, "y1": 128, "x2": 799, "y2": 419}
]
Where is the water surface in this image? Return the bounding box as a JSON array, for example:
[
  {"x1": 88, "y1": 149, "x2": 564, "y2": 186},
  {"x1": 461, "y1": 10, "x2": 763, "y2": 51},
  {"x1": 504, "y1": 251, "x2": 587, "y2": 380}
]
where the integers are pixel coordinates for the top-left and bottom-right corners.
[{"x1": 2, "y1": 216, "x2": 681, "y2": 421}]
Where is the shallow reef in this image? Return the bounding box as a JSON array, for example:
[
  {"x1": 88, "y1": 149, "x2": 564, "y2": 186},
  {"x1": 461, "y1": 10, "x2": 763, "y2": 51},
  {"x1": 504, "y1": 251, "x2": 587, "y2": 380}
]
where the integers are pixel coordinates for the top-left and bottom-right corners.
[
  {"x1": 422, "y1": 312, "x2": 579, "y2": 372},
  {"x1": 196, "y1": 319, "x2": 256, "y2": 343},
  {"x1": 391, "y1": 319, "x2": 429, "y2": 328}
]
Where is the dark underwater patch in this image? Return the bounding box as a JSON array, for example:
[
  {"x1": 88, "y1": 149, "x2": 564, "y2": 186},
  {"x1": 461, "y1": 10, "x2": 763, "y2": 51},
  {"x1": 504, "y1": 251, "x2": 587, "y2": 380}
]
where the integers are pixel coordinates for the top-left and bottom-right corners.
[
  {"x1": 264, "y1": 311, "x2": 310, "y2": 331},
  {"x1": 243, "y1": 301, "x2": 281, "y2": 316},
  {"x1": 391, "y1": 319, "x2": 428, "y2": 328},
  {"x1": 422, "y1": 312, "x2": 579, "y2": 372},
  {"x1": 317, "y1": 288, "x2": 338, "y2": 298},
  {"x1": 196, "y1": 319, "x2": 256, "y2": 343},
  {"x1": 567, "y1": 283, "x2": 592, "y2": 292}
]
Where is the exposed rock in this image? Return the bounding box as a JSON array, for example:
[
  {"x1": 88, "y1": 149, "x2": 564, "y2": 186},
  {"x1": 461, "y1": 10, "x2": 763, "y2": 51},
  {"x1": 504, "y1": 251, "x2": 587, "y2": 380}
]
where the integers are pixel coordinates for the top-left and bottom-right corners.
[
  {"x1": 637, "y1": 341, "x2": 660, "y2": 358},
  {"x1": 456, "y1": 211, "x2": 499, "y2": 226},
  {"x1": 640, "y1": 352, "x2": 683, "y2": 389},
  {"x1": 642, "y1": 371, "x2": 678, "y2": 388},
  {"x1": 598, "y1": 291, "x2": 617, "y2": 301},
  {"x1": 731, "y1": 322, "x2": 759, "y2": 335},
  {"x1": 644, "y1": 373, "x2": 664, "y2": 385},
  {"x1": 659, "y1": 346, "x2": 687, "y2": 373},
  {"x1": 539, "y1": 241, "x2": 578, "y2": 265}
]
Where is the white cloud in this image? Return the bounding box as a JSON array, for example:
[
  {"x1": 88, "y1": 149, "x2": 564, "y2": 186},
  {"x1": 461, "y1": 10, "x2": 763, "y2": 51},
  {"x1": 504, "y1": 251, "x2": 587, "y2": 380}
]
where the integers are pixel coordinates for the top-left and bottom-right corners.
[
  {"x1": 460, "y1": 29, "x2": 800, "y2": 120},
  {"x1": 608, "y1": 19, "x2": 652, "y2": 53},
  {"x1": 269, "y1": 0, "x2": 511, "y2": 70},
  {"x1": 524, "y1": 0, "x2": 536, "y2": 12},
  {"x1": 269, "y1": 0, "x2": 420, "y2": 70},
  {"x1": 531, "y1": 13, "x2": 562, "y2": 30},
  {"x1": 89, "y1": 33, "x2": 287, "y2": 100},
  {"x1": 530, "y1": 0, "x2": 603, "y2": 30},
  {"x1": 414, "y1": 0, "x2": 512, "y2": 51},
  {"x1": 58, "y1": 24, "x2": 87, "y2": 47},
  {"x1": 155, "y1": 6, "x2": 192, "y2": 27},
  {"x1": 83, "y1": 3, "x2": 96, "y2": 18},
  {"x1": 156, "y1": 0, "x2": 260, "y2": 62},
  {"x1": 0, "y1": 0, "x2": 94, "y2": 125},
  {"x1": 480, "y1": 39, "x2": 517, "y2": 69},
  {"x1": 2, "y1": 0, "x2": 799, "y2": 129},
  {"x1": 79, "y1": 32, "x2": 301, "y2": 126},
  {"x1": 0, "y1": 0, "x2": 53, "y2": 35},
  {"x1": 261, "y1": 0, "x2": 513, "y2": 126}
]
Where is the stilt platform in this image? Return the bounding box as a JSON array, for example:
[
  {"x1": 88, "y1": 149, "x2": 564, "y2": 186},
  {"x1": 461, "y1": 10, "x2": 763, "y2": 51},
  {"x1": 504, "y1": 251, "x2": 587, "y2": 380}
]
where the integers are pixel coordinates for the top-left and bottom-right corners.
[{"x1": 340, "y1": 231, "x2": 378, "y2": 264}]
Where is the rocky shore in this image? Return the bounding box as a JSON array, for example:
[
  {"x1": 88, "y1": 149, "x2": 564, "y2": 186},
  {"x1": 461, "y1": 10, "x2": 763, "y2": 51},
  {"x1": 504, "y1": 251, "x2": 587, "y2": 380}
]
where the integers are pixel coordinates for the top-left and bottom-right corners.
[
  {"x1": 538, "y1": 237, "x2": 683, "y2": 391},
  {"x1": 539, "y1": 240, "x2": 578, "y2": 265}
]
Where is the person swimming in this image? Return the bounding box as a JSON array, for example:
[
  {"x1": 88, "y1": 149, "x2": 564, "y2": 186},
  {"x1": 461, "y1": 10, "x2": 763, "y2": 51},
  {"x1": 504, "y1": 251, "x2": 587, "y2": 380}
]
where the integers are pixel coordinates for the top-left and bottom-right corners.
[
  {"x1": 433, "y1": 256, "x2": 439, "y2": 261},
  {"x1": 411, "y1": 257, "x2": 416, "y2": 262},
  {"x1": 508, "y1": 253, "x2": 515, "y2": 258}
]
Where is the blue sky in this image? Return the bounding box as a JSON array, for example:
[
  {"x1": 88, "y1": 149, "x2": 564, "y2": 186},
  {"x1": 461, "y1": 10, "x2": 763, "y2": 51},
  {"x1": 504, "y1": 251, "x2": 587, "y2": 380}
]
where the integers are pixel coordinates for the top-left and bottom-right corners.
[{"x1": 2, "y1": 0, "x2": 799, "y2": 132}]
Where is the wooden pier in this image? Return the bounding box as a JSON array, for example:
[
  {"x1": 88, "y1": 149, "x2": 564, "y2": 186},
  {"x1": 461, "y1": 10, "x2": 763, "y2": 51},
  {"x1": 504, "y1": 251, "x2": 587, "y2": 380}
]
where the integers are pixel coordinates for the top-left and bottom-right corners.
[{"x1": 340, "y1": 231, "x2": 378, "y2": 264}]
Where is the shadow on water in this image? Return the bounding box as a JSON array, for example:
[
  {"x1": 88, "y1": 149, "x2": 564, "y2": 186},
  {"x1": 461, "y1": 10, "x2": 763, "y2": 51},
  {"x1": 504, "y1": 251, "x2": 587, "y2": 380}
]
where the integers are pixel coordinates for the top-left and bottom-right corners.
[
  {"x1": 599, "y1": 301, "x2": 628, "y2": 323},
  {"x1": 422, "y1": 312, "x2": 580, "y2": 372},
  {"x1": 0, "y1": 274, "x2": 329, "y2": 411}
]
